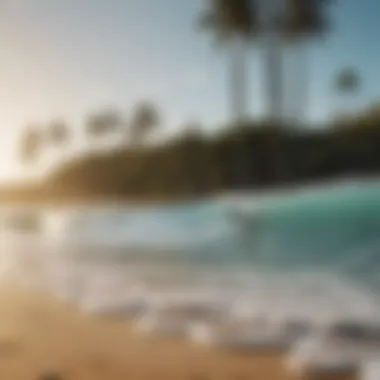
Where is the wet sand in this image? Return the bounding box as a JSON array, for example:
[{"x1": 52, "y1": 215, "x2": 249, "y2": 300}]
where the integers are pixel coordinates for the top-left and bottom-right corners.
[{"x1": 0, "y1": 282, "x2": 358, "y2": 380}]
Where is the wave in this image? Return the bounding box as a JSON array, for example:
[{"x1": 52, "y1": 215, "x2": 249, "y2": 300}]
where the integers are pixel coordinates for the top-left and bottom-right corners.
[
  {"x1": 1, "y1": 178, "x2": 380, "y2": 291},
  {"x1": 2, "y1": 178, "x2": 380, "y2": 260}
]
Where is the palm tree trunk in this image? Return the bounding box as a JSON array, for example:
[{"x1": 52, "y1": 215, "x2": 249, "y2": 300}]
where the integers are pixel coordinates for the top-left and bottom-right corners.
[
  {"x1": 264, "y1": 36, "x2": 283, "y2": 125},
  {"x1": 258, "y1": 0, "x2": 284, "y2": 124},
  {"x1": 284, "y1": 41, "x2": 307, "y2": 127},
  {"x1": 229, "y1": 38, "x2": 247, "y2": 124},
  {"x1": 229, "y1": 38, "x2": 250, "y2": 189},
  {"x1": 262, "y1": 35, "x2": 286, "y2": 184},
  {"x1": 293, "y1": 41, "x2": 309, "y2": 126}
]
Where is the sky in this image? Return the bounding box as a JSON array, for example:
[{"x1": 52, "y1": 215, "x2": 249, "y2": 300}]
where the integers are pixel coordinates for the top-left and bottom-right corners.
[{"x1": 0, "y1": 0, "x2": 379, "y2": 182}]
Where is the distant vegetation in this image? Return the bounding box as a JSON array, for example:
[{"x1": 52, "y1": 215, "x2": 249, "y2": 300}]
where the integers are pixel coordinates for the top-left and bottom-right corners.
[
  {"x1": 42, "y1": 113, "x2": 380, "y2": 194},
  {"x1": 3, "y1": 104, "x2": 380, "y2": 204}
]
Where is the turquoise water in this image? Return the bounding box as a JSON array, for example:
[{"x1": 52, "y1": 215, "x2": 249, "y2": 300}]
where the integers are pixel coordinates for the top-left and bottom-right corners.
[
  {"x1": 39, "y1": 179, "x2": 380, "y2": 269},
  {"x1": 2, "y1": 178, "x2": 380, "y2": 323}
]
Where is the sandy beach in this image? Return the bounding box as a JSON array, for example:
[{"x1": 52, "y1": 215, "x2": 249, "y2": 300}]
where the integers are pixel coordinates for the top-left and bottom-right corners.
[{"x1": 0, "y1": 281, "x2": 360, "y2": 380}]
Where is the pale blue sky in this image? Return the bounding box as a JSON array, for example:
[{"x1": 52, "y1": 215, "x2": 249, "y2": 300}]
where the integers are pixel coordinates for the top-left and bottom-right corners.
[{"x1": 0, "y1": 0, "x2": 378, "y2": 181}]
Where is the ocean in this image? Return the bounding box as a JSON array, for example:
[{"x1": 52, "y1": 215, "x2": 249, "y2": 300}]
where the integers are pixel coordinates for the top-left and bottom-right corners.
[{"x1": 2, "y1": 178, "x2": 380, "y2": 370}]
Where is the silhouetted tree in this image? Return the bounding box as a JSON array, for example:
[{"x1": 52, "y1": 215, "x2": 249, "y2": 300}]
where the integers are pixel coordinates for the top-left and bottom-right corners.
[
  {"x1": 283, "y1": 0, "x2": 332, "y2": 123},
  {"x1": 334, "y1": 67, "x2": 361, "y2": 116},
  {"x1": 19, "y1": 125, "x2": 42, "y2": 164},
  {"x1": 199, "y1": 0, "x2": 258, "y2": 122},
  {"x1": 335, "y1": 67, "x2": 360, "y2": 93},
  {"x1": 86, "y1": 109, "x2": 124, "y2": 137},
  {"x1": 258, "y1": 0, "x2": 286, "y2": 123},
  {"x1": 199, "y1": 1, "x2": 333, "y2": 125},
  {"x1": 129, "y1": 101, "x2": 160, "y2": 146},
  {"x1": 199, "y1": 1, "x2": 261, "y2": 187}
]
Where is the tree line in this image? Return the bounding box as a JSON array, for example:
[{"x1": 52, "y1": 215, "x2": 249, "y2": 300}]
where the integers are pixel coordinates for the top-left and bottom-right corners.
[
  {"x1": 19, "y1": 101, "x2": 160, "y2": 164},
  {"x1": 8, "y1": 107, "x2": 380, "y2": 203}
]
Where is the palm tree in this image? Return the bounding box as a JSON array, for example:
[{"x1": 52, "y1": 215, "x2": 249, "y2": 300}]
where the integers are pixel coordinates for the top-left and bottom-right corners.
[
  {"x1": 258, "y1": 0, "x2": 287, "y2": 125},
  {"x1": 19, "y1": 125, "x2": 42, "y2": 164},
  {"x1": 334, "y1": 67, "x2": 360, "y2": 116},
  {"x1": 199, "y1": 0, "x2": 258, "y2": 124},
  {"x1": 335, "y1": 67, "x2": 360, "y2": 93},
  {"x1": 129, "y1": 101, "x2": 160, "y2": 147},
  {"x1": 200, "y1": 0, "x2": 333, "y2": 125},
  {"x1": 48, "y1": 119, "x2": 69, "y2": 146},
  {"x1": 85, "y1": 109, "x2": 124, "y2": 138},
  {"x1": 283, "y1": 0, "x2": 332, "y2": 124},
  {"x1": 199, "y1": 1, "x2": 260, "y2": 187}
]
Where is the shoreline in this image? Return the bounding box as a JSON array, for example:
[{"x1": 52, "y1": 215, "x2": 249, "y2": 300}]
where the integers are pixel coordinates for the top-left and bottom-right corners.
[
  {"x1": 0, "y1": 173, "x2": 379, "y2": 208},
  {"x1": 0, "y1": 282, "x2": 296, "y2": 380}
]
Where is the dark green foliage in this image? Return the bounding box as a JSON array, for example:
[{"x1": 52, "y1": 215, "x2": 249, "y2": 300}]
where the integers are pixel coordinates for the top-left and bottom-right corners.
[
  {"x1": 129, "y1": 101, "x2": 160, "y2": 146},
  {"x1": 284, "y1": 0, "x2": 332, "y2": 38},
  {"x1": 200, "y1": 0, "x2": 259, "y2": 42},
  {"x1": 44, "y1": 116, "x2": 380, "y2": 200}
]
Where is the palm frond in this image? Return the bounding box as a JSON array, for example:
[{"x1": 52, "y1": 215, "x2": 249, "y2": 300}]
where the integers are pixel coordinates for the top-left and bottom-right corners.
[
  {"x1": 20, "y1": 126, "x2": 42, "y2": 164},
  {"x1": 200, "y1": 0, "x2": 259, "y2": 41},
  {"x1": 283, "y1": 0, "x2": 333, "y2": 40}
]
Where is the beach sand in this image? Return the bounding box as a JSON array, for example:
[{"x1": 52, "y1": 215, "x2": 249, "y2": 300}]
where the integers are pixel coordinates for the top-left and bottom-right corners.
[{"x1": 0, "y1": 282, "x2": 358, "y2": 380}]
